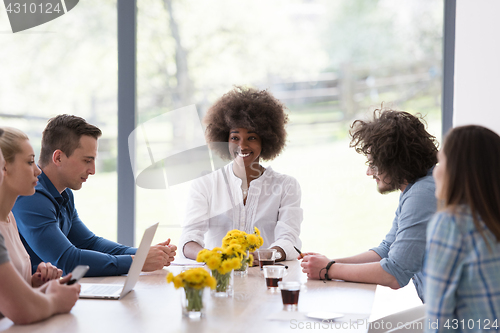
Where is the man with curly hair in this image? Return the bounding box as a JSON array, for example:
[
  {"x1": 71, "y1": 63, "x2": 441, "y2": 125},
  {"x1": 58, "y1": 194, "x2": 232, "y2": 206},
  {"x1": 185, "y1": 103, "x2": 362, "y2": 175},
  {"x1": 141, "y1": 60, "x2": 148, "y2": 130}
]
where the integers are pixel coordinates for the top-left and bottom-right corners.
[
  {"x1": 301, "y1": 109, "x2": 438, "y2": 302},
  {"x1": 180, "y1": 87, "x2": 302, "y2": 262}
]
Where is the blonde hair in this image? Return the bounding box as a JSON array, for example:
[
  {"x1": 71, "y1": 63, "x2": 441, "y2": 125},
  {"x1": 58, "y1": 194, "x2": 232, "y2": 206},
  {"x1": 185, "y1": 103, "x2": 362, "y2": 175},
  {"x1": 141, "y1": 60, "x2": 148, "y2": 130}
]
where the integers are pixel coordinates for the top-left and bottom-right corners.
[{"x1": 0, "y1": 127, "x2": 29, "y2": 163}]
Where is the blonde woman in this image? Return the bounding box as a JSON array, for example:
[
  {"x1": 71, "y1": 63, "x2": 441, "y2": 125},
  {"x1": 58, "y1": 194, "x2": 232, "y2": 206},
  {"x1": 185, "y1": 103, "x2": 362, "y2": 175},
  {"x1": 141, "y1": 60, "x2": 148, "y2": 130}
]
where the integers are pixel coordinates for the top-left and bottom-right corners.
[
  {"x1": 0, "y1": 127, "x2": 63, "y2": 287},
  {"x1": 0, "y1": 128, "x2": 79, "y2": 324}
]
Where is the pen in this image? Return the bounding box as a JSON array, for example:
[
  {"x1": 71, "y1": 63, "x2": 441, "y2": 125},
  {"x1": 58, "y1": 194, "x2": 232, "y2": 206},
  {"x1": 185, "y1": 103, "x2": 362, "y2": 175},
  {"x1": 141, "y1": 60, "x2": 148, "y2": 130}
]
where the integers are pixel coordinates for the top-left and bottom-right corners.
[{"x1": 294, "y1": 246, "x2": 304, "y2": 258}]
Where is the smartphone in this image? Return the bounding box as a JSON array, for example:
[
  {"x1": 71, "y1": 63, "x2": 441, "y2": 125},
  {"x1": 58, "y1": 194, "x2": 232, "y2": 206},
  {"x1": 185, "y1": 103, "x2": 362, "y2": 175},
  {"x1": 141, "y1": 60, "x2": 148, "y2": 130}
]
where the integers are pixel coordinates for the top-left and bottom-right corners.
[{"x1": 67, "y1": 265, "x2": 89, "y2": 285}]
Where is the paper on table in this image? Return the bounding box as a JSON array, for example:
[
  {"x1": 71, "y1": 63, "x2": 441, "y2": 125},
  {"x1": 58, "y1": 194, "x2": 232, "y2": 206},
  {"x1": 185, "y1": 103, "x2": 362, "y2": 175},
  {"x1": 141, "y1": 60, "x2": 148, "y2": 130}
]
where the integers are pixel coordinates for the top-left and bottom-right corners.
[{"x1": 170, "y1": 257, "x2": 205, "y2": 266}]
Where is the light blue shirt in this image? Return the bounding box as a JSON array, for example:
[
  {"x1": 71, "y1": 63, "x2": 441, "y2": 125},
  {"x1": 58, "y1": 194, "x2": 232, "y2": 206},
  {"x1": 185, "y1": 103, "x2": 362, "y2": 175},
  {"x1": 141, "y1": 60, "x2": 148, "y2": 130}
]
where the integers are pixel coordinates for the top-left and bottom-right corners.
[
  {"x1": 424, "y1": 207, "x2": 500, "y2": 333},
  {"x1": 370, "y1": 168, "x2": 436, "y2": 301}
]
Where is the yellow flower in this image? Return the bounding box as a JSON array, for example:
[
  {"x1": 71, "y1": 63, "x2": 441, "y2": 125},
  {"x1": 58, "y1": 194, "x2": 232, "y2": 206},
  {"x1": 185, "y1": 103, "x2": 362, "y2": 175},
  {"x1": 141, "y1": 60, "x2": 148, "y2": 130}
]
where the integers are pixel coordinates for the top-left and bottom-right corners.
[
  {"x1": 166, "y1": 267, "x2": 216, "y2": 290},
  {"x1": 219, "y1": 260, "x2": 235, "y2": 274},
  {"x1": 248, "y1": 254, "x2": 254, "y2": 267},
  {"x1": 207, "y1": 276, "x2": 216, "y2": 289},
  {"x1": 173, "y1": 275, "x2": 184, "y2": 289},
  {"x1": 247, "y1": 234, "x2": 258, "y2": 246},
  {"x1": 196, "y1": 249, "x2": 209, "y2": 262},
  {"x1": 232, "y1": 257, "x2": 242, "y2": 269},
  {"x1": 206, "y1": 255, "x2": 222, "y2": 270}
]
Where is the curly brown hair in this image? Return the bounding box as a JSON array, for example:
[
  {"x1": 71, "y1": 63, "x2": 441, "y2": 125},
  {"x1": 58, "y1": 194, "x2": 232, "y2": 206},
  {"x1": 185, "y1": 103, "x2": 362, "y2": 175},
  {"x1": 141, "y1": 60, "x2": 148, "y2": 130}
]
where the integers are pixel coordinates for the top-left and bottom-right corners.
[
  {"x1": 204, "y1": 87, "x2": 288, "y2": 161},
  {"x1": 349, "y1": 109, "x2": 438, "y2": 187}
]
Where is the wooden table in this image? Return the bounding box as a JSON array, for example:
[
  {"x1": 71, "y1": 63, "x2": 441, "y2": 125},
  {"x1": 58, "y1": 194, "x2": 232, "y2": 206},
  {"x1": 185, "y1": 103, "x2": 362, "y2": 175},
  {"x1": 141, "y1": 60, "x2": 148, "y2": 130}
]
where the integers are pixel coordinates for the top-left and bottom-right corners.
[{"x1": 0, "y1": 260, "x2": 377, "y2": 333}]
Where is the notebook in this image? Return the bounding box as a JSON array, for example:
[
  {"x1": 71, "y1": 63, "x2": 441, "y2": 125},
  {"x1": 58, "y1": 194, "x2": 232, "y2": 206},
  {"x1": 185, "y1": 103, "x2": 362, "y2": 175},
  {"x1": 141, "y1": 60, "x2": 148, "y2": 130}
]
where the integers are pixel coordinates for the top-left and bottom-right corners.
[{"x1": 79, "y1": 222, "x2": 159, "y2": 300}]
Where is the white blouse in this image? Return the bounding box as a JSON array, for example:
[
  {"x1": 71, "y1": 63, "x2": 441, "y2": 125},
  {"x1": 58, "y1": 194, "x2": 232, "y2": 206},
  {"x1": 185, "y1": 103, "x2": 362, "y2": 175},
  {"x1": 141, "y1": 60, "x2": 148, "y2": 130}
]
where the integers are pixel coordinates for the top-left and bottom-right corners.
[{"x1": 179, "y1": 163, "x2": 303, "y2": 260}]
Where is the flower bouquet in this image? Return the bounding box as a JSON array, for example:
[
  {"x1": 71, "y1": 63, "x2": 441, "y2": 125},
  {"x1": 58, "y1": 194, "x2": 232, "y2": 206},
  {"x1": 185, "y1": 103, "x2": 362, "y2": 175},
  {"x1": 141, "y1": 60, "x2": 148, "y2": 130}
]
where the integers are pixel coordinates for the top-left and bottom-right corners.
[
  {"x1": 166, "y1": 267, "x2": 216, "y2": 318},
  {"x1": 196, "y1": 245, "x2": 244, "y2": 297},
  {"x1": 222, "y1": 227, "x2": 264, "y2": 276}
]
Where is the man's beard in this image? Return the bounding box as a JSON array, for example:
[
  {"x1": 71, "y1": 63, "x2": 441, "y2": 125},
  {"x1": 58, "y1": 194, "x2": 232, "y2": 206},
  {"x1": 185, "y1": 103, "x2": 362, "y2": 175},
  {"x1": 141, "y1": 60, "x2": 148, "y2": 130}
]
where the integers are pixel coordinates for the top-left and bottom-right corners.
[{"x1": 377, "y1": 181, "x2": 399, "y2": 194}]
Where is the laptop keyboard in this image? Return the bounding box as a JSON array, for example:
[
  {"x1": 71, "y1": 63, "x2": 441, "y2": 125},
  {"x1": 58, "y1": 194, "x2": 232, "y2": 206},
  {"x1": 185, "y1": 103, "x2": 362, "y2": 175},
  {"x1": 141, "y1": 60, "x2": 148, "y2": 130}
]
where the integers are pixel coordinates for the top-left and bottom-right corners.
[{"x1": 83, "y1": 284, "x2": 122, "y2": 295}]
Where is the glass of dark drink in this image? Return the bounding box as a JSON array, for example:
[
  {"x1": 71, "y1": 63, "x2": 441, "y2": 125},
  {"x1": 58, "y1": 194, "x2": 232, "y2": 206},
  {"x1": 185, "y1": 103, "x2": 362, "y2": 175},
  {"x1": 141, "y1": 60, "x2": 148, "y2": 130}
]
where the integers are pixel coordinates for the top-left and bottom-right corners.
[
  {"x1": 262, "y1": 265, "x2": 285, "y2": 292},
  {"x1": 257, "y1": 249, "x2": 277, "y2": 269},
  {"x1": 278, "y1": 281, "x2": 301, "y2": 311}
]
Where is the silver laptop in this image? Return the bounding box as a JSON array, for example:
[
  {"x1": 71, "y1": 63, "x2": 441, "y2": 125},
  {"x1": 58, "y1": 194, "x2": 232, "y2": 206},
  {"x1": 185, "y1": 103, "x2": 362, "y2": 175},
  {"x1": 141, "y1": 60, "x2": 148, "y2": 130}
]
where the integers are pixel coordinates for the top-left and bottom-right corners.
[{"x1": 79, "y1": 222, "x2": 159, "y2": 300}]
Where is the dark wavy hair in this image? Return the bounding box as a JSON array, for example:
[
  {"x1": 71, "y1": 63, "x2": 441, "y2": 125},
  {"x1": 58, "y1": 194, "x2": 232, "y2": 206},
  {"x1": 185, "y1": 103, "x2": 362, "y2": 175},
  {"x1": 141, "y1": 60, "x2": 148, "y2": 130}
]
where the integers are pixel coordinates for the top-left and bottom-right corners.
[
  {"x1": 349, "y1": 109, "x2": 438, "y2": 187},
  {"x1": 204, "y1": 87, "x2": 288, "y2": 161},
  {"x1": 441, "y1": 125, "x2": 500, "y2": 242}
]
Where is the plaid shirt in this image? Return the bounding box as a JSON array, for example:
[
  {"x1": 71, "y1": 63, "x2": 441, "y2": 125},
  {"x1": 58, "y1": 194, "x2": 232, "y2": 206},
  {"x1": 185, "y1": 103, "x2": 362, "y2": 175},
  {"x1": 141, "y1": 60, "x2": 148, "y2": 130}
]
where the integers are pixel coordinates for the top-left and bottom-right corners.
[{"x1": 424, "y1": 207, "x2": 500, "y2": 333}]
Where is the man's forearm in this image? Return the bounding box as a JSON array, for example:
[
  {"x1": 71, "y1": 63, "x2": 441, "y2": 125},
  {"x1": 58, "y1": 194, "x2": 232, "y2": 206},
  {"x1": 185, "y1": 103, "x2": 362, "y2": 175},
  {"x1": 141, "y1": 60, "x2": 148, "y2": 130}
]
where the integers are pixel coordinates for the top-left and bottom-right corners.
[
  {"x1": 328, "y1": 261, "x2": 400, "y2": 289},
  {"x1": 334, "y1": 250, "x2": 382, "y2": 264}
]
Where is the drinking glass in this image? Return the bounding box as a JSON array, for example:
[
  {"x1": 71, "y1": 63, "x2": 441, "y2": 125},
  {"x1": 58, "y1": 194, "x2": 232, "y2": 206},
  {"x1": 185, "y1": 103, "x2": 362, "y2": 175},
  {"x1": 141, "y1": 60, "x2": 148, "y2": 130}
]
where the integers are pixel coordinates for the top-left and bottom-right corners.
[
  {"x1": 278, "y1": 281, "x2": 301, "y2": 311},
  {"x1": 263, "y1": 265, "x2": 285, "y2": 292}
]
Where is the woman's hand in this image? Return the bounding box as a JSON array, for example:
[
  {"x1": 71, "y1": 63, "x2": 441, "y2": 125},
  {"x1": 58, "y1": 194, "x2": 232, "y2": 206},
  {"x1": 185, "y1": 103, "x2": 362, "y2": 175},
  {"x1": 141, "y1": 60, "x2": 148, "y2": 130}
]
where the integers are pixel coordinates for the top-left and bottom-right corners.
[
  {"x1": 32, "y1": 262, "x2": 63, "y2": 288},
  {"x1": 45, "y1": 279, "x2": 81, "y2": 315}
]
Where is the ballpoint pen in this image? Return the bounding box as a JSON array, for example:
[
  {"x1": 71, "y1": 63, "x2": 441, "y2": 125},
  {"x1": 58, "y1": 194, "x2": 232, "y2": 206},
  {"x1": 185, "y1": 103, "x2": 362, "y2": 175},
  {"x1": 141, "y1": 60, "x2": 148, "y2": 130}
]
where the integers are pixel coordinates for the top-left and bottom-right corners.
[{"x1": 294, "y1": 246, "x2": 304, "y2": 258}]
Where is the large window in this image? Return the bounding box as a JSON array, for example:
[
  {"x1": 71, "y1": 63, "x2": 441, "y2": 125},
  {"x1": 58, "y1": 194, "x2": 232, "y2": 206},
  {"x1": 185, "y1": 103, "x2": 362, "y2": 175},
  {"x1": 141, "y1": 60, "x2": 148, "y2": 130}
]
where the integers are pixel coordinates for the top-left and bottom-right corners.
[
  {"x1": 0, "y1": 0, "x2": 118, "y2": 240},
  {"x1": 1, "y1": 0, "x2": 443, "y2": 255}
]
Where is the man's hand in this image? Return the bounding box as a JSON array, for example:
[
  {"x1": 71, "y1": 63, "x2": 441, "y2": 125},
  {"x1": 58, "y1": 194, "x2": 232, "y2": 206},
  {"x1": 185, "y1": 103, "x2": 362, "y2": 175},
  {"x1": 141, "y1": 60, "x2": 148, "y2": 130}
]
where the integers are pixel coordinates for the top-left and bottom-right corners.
[
  {"x1": 297, "y1": 252, "x2": 321, "y2": 260},
  {"x1": 300, "y1": 254, "x2": 331, "y2": 280},
  {"x1": 32, "y1": 262, "x2": 63, "y2": 288},
  {"x1": 141, "y1": 239, "x2": 177, "y2": 272}
]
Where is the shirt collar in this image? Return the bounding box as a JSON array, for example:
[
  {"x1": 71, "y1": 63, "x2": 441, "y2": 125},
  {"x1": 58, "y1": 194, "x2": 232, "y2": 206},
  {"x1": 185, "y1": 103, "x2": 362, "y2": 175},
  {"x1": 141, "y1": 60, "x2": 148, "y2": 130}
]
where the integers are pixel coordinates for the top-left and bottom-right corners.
[
  {"x1": 227, "y1": 162, "x2": 272, "y2": 184},
  {"x1": 401, "y1": 165, "x2": 435, "y2": 196},
  {"x1": 38, "y1": 170, "x2": 69, "y2": 205}
]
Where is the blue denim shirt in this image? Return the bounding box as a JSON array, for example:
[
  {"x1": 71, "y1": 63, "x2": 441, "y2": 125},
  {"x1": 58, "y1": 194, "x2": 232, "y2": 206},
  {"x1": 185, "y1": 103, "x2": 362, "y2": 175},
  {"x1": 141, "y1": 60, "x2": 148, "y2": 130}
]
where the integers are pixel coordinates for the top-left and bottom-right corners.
[
  {"x1": 13, "y1": 171, "x2": 136, "y2": 276},
  {"x1": 370, "y1": 168, "x2": 436, "y2": 301}
]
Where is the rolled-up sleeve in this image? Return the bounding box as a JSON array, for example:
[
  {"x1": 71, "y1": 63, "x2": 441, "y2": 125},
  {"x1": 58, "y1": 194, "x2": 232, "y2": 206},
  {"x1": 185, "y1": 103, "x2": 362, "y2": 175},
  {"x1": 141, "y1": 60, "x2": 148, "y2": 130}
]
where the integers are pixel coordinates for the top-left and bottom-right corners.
[
  {"x1": 269, "y1": 177, "x2": 303, "y2": 260},
  {"x1": 373, "y1": 185, "x2": 436, "y2": 289}
]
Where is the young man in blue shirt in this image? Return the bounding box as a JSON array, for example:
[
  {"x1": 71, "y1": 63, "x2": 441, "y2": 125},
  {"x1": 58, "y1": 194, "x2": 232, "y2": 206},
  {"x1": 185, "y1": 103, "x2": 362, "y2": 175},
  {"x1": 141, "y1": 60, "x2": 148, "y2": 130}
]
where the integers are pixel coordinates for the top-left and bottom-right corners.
[
  {"x1": 300, "y1": 110, "x2": 438, "y2": 302},
  {"x1": 13, "y1": 115, "x2": 176, "y2": 276}
]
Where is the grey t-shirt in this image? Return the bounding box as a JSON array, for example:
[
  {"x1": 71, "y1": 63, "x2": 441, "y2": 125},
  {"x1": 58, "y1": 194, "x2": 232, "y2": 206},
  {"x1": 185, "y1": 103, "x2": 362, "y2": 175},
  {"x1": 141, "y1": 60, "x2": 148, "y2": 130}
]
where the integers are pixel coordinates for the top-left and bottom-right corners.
[
  {"x1": 0, "y1": 232, "x2": 10, "y2": 319},
  {"x1": 0, "y1": 232, "x2": 10, "y2": 265}
]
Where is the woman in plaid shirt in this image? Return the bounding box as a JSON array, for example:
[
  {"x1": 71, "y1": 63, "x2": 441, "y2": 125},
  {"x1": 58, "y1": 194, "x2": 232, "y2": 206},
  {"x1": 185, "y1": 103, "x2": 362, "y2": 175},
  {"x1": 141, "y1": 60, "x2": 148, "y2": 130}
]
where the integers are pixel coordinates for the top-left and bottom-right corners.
[{"x1": 425, "y1": 125, "x2": 500, "y2": 332}]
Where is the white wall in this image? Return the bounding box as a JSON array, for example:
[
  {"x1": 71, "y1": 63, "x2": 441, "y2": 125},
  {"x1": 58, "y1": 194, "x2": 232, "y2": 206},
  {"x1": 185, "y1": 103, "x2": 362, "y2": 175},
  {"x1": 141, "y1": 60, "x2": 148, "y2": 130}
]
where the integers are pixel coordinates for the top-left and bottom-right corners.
[{"x1": 454, "y1": 0, "x2": 500, "y2": 134}]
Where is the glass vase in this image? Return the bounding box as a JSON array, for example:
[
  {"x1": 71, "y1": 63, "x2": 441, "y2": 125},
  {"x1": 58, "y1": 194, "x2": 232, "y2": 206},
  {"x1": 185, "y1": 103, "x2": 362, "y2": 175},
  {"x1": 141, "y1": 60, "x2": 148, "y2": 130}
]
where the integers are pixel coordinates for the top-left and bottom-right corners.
[
  {"x1": 181, "y1": 286, "x2": 205, "y2": 319},
  {"x1": 234, "y1": 250, "x2": 249, "y2": 277},
  {"x1": 210, "y1": 269, "x2": 234, "y2": 297}
]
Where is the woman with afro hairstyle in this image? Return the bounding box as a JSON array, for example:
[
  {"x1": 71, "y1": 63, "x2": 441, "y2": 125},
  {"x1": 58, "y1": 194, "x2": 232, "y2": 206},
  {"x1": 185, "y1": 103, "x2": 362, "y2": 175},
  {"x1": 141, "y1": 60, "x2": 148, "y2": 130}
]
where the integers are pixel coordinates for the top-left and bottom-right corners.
[{"x1": 179, "y1": 87, "x2": 302, "y2": 262}]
